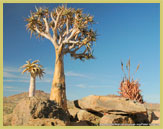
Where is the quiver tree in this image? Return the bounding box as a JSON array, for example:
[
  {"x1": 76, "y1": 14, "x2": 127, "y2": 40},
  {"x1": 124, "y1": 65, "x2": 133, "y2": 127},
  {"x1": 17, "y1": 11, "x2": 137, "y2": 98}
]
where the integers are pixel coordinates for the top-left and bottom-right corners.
[
  {"x1": 20, "y1": 60, "x2": 45, "y2": 97},
  {"x1": 118, "y1": 58, "x2": 144, "y2": 103},
  {"x1": 25, "y1": 5, "x2": 97, "y2": 111}
]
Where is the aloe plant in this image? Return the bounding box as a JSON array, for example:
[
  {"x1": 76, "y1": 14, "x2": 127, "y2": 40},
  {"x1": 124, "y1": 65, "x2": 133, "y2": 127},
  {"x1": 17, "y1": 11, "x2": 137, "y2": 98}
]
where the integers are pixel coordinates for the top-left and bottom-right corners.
[{"x1": 118, "y1": 58, "x2": 144, "y2": 103}]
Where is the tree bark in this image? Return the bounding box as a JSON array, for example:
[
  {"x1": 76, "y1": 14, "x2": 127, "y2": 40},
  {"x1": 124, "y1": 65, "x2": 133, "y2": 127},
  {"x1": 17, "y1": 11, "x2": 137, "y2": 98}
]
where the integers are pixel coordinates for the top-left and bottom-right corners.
[
  {"x1": 50, "y1": 50, "x2": 68, "y2": 112},
  {"x1": 29, "y1": 76, "x2": 36, "y2": 97}
]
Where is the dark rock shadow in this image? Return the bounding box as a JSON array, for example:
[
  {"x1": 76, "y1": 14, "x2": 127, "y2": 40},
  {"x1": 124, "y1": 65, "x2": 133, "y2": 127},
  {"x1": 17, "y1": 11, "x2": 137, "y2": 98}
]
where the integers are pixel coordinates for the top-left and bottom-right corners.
[
  {"x1": 70, "y1": 120, "x2": 96, "y2": 126},
  {"x1": 151, "y1": 112, "x2": 159, "y2": 120},
  {"x1": 130, "y1": 113, "x2": 150, "y2": 126},
  {"x1": 87, "y1": 110, "x2": 103, "y2": 117},
  {"x1": 32, "y1": 99, "x2": 70, "y2": 122},
  {"x1": 74, "y1": 100, "x2": 81, "y2": 109}
]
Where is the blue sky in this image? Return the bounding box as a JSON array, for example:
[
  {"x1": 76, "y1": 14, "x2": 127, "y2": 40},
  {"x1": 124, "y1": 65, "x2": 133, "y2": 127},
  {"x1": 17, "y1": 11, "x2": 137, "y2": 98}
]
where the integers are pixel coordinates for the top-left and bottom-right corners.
[{"x1": 3, "y1": 3, "x2": 160, "y2": 103}]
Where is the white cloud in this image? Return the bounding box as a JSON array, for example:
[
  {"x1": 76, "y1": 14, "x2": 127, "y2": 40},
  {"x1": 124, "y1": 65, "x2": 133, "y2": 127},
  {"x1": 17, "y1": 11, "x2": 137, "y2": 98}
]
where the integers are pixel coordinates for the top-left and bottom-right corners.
[
  {"x1": 65, "y1": 71, "x2": 88, "y2": 78},
  {"x1": 44, "y1": 68, "x2": 53, "y2": 75},
  {"x1": 4, "y1": 86, "x2": 14, "y2": 89},
  {"x1": 75, "y1": 84, "x2": 113, "y2": 89},
  {"x1": 3, "y1": 66, "x2": 91, "y2": 84},
  {"x1": 76, "y1": 84, "x2": 86, "y2": 88},
  {"x1": 4, "y1": 89, "x2": 25, "y2": 92},
  {"x1": 3, "y1": 72, "x2": 20, "y2": 78},
  {"x1": 44, "y1": 68, "x2": 88, "y2": 78},
  {"x1": 3, "y1": 85, "x2": 26, "y2": 92},
  {"x1": 3, "y1": 66, "x2": 51, "y2": 83},
  {"x1": 89, "y1": 85, "x2": 113, "y2": 88},
  {"x1": 3, "y1": 79, "x2": 29, "y2": 83},
  {"x1": 37, "y1": 78, "x2": 52, "y2": 83},
  {"x1": 4, "y1": 78, "x2": 51, "y2": 83},
  {"x1": 3, "y1": 67, "x2": 28, "y2": 79},
  {"x1": 44, "y1": 67, "x2": 90, "y2": 79},
  {"x1": 3, "y1": 66, "x2": 20, "y2": 73},
  {"x1": 3, "y1": 72, "x2": 16, "y2": 78}
]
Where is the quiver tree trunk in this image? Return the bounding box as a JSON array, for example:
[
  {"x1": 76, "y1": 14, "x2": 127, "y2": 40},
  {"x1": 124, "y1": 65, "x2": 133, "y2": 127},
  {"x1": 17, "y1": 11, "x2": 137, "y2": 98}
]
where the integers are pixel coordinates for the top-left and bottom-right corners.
[
  {"x1": 29, "y1": 76, "x2": 36, "y2": 97},
  {"x1": 50, "y1": 50, "x2": 68, "y2": 112}
]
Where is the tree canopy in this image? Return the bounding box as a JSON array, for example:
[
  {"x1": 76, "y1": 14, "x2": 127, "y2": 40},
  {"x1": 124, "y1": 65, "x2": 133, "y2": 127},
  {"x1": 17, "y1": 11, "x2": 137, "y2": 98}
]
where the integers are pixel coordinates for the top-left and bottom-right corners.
[
  {"x1": 20, "y1": 59, "x2": 45, "y2": 78},
  {"x1": 26, "y1": 5, "x2": 97, "y2": 61}
]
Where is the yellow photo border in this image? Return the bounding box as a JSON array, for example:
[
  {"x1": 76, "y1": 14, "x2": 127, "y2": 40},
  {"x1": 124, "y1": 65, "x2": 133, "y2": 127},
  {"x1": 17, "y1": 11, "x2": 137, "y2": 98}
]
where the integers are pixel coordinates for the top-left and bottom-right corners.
[{"x1": 0, "y1": 0, "x2": 162, "y2": 129}]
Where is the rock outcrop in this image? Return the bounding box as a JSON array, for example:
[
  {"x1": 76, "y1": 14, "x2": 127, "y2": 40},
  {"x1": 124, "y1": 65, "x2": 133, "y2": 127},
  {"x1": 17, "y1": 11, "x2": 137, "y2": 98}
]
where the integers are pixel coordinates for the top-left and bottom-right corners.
[
  {"x1": 3, "y1": 91, "x2": 159, "y2": 126},
  {"x1": 3, "y1": 114, "x2": 12, "y2": 126},
  {"x1": 77, "y1": 95, "x2": 147, "y2": 113},
  {"x1": 73, "y1": 95, "x2": 149, "y2": 125},
  {"x1": 3, "y1": 90, "x2": 49, "y2": 115},
  {"x1": 100, "y1": 114, "x2": 134, "y2": 126},
  {"x1": 68, "y1": 108, "x2": 80, "y2": 121},
  {"x1": 77, "y1": 110, "x2": 101, "y2": 125},
  {"x1": 11, "y1": 97, "x2": 70, "y2": 126},
  {"x1": 25, "y1": 118, "x2": 67, "y2": 126},
  {"x1": 149, "y1": 111, "x2": 160, "y2": 125}
]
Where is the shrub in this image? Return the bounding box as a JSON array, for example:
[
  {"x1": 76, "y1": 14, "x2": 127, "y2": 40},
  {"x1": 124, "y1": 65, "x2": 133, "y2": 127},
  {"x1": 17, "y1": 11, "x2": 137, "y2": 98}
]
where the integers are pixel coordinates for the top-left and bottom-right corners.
[{"x1": 118, "y1": 58, "x2": 144, "y2": 103}]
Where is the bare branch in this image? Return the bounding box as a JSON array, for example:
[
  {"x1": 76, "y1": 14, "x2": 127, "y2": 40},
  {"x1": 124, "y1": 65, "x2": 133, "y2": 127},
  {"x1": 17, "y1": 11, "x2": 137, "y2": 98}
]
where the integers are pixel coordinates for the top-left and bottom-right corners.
[
  {"x1": 58, "y1": 26, "x2": 67, "y2": 45},
  {"x1": 54, "y1": 9, "x2": 63, "y2": 30},
  {"x1": 58, "y1": 28, "x2": 63, "y2": 45},
  {"x1": 67, "y1": 29, "x2": 78, "y2": 40},
  {"x1": 53, "y1": 9, "x2": 64, "y2": 43},
  {"x1": 63, "y1": 28, "x2": 73, "y2": 38},
  {"x1": 63, "y1": 43, "x2": 83, "y2": 54},
  {"x1": 71, "y1": 44, "x2": 83, "y2": 52},
  {"x1": 34, "y1": 26, "x2": 58, "y2": 47},
  {"x1": 68, "y1": 47, "x2": 89, "y2": 60},
  {"x1": 66, "y1": 19, "x2": 69, "y2": 36},
  {"x1": 63, "y1": 40, "x2": 79, "y2": 44},
  {"x1": 50, "y1": 12, "x2": 56, "y2": 23},
  {"x1": 62, "y1": 28, "x2": 78, "y2": 43},
  {"x1": 43, "y1": 17, "x2": 50, "y2": 34},
  {"x1": 35, "y1": 27, "x2": 50, "y2": 40}
]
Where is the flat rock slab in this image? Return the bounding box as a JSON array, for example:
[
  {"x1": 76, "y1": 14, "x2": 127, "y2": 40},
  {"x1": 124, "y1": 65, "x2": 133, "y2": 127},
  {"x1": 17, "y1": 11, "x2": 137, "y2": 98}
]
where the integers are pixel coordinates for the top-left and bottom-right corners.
[{"x1": 77, "y1": 95, "x2": 147, "y2": 114}]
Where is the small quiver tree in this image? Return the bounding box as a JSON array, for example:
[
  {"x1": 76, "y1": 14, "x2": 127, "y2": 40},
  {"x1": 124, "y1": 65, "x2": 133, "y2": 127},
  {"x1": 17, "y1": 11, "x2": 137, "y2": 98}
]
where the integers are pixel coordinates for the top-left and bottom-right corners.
[
  {"x1": 20, "y1": 60, "x2": 45, "y2": 97},
  {"x1": 25, "y1": 5, "x2": 97, "y2": 111},
  {"x1": 118, "y1": 58, "x2": 144, "y2": 103}
]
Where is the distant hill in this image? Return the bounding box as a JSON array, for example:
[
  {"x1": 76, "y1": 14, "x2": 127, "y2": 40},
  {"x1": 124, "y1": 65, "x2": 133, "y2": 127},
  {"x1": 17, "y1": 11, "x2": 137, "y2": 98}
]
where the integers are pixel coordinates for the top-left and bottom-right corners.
[{"x1": 3, "y1": 90, "x2": 50, "y2": 115}]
